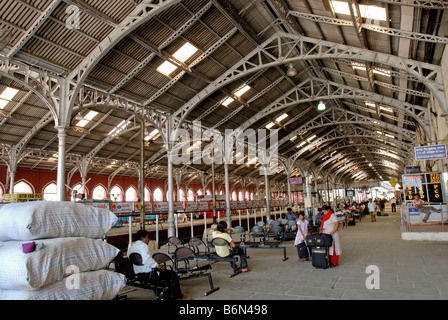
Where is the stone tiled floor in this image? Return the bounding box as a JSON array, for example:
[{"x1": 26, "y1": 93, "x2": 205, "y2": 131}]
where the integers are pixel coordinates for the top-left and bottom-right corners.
[{"x1": 118, "y1": 208, "x2": 448, "y2": 301}]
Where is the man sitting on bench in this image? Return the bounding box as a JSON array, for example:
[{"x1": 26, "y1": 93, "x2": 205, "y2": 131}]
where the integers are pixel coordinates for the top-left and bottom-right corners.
[
  {"x1": 128, "y1": 230, "x2": 191, "y2": 300},
  {"x1": 212, "y1": 221, "x2": 249, "y2": 273}
]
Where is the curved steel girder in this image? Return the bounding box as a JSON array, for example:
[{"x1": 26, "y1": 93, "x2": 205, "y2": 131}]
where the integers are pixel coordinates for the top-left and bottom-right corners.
[
  {"x1": 79, "y1": 87, "x2": 169, "y2": 133},
  {"x1": 290, "y1": 126, "x2": 413, "y2": 164},
  {"x1": 66, "y1": 0, "x2": 182, "y2": 105},
  {"x1": 337, "y1": 161, "x2": 402, "y2": 182},
  {"x1": 322, "y1": 153, "x2": 403, "y2": 177},
  {"x1": 241, "y1": 78, "x2": 428, "y2": 138},
  {"x1": 310, "y1": 140, "x2": 410, "y2": 167},
  {"x1": 172, "y1": 32, "x2": 445, "y2": 125},
  {"x1": 277, "y1": 106, "x2": 417, "y2": 148},
  {"x1": 315, "y1": 150, "x2": 407, "y2": 179},
  {"x1": 0, "y1": 58, "x2": 58, "y2": 121}
]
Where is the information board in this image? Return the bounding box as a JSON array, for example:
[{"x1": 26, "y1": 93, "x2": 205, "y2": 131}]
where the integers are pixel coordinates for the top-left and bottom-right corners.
[
  {"x1": 415, "y1": 145, "x2": 447, "y2": 160},
  {"x1": 402, "y1": 172, "x2": 445, "y2": 204}
]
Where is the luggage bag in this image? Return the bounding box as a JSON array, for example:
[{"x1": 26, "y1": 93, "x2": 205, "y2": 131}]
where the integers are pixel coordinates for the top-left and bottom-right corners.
[
  {"x1": 297, "y1": 242, "x2": 310, "y2": 259},
  {"x1": 311, "y1": 246, "x2": 330, "y2": 269},
  {"x1": 305, "y1": 233, "x2": 333, "y2": 248}
]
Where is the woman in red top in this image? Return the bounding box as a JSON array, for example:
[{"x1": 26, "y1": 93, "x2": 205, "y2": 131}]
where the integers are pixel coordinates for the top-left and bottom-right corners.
[{"x1": 320, "y1": 205, "x2": 342, "y2": 266}]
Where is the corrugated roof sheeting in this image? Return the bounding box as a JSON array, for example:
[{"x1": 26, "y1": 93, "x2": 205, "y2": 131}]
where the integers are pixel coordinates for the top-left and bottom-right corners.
[
  {"x1": 0, "y1": 0, "x2": 443, "y2": 181},
  {"x1": 0, "y1": 0, "x2": 40, "y2": 33},
  {"x1": 85, "y1": 0, "x2": 136, "y2": 24}
]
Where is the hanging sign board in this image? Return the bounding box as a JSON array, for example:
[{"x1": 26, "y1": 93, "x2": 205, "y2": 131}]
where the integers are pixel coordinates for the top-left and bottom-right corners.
[
  {"x1": 415, "y1": 145, "x2": 447, "y2": 161},
  {"x1": 289, "y1": 177, "x2": 303, "y2": 184},
  {"x1": 390, "y1": 178, "x2": 398, "y2": 187},
  {"x1": 405, "y1": 166, "x2": 421, "y2": 174}
]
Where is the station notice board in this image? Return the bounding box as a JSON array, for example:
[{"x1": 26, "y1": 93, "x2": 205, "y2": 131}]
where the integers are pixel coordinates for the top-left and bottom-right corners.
[
  {"x1": 402, "y1": 172, "x2": 445, "y2": 204},
  {"x1": 3, "y1": 193, "x2": 43, "y2": 203}
]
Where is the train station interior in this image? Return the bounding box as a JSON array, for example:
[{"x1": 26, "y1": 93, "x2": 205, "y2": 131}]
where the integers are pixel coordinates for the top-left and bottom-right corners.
[{"x1": 0, "y1": 0, "x2": 448, "y2": 303}]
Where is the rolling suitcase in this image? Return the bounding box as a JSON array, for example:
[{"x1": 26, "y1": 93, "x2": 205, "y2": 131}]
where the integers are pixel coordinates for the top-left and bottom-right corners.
[
  {"x1": 305, "y1": 233, "x2": 333, "y2": 248},
  {"x1": 311, "y1": 246, "x2": 330, "y2": 269},
  {"x1": 297, "y1": 242, "x2": 310, "y2": 259}
]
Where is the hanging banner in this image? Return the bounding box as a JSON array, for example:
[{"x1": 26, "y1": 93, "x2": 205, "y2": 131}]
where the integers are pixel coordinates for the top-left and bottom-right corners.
[
  {"x1": 111, "y1": 202, "x2": 133, "y2": 213},
  {"x1": 154, "y1": 201, "x2": 168, "y2": 212},
  {"x1": 185, "y1": 201, "x2": 197, "y2": 210}
]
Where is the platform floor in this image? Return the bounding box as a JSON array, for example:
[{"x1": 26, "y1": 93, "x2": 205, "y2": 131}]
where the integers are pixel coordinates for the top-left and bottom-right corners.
[{"x1": 117, "y1": 207, "x2": 448, "y2": 301}]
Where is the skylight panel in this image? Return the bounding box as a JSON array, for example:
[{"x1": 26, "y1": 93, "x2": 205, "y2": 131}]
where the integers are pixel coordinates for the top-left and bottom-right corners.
[
  {"x1": 157, "y1": 61, "x2": 178, "y2": 76},
  {"x1": 266, "y1": 122, "x2": 275, "y2": 129},
  {"x1": 331, "y1": 1, "x2": 387, "y2": 21},
  {"x1": 234, "y1": 85, "x2": 251, "y2": 97},
  {"x1": 306, "y1": 135, "x2": 317, "y2": 143},
  {"x1": 373, "y1": 68, "x2": 391, "y2": 77},
  {"x1": 0, "y1": 87, "x2": 19, "y2": 109},
  {"x1": 145, "y1": 128, "x2": 159, "y2": 141},
  {"x1": 331, "y1": 0, "x2": 350, "y2": 15},
  {"x1": 76, "y1": 119, "x2": 89, "y2": 127},
  {"x1": 379, "y1": 106, "x2": 393, "y2": 113},
  {"x1": 221, "y1": 97, "x2": 235, "y2": 106},
  {"x1": 75, "y1": 110, "x2": 98, "y2": 127},
  {"x1": 173, "y1": 42, "x2": 198, "y2": 63},
  {"x1": 359, "y1": 5, "x2": 387, "y2": 21},
  {"x1": 84, "y1": 110, "x2": 98, "y2": 120},
  {"x1": 156, "y1": 42, "x2": 198, "y2": 76},
  {"x1": 109, "y1": 120, "x2": 128, "y2": 135},
  {"x1": 275, "y1": 113, "x2": 289, "y2": 122}
]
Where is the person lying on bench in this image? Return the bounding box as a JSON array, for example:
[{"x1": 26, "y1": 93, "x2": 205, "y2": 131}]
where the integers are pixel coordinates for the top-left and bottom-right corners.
[
  {"x1": 128, "y1": 230, "x2": 191, "y2": 300},
  {"x1": 212, "y1": 221, "x2": 249, "y2": 273}
]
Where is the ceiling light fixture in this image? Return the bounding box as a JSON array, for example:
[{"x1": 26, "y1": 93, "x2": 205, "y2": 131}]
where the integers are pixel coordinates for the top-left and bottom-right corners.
[
  {"x1": 317, "y1": 101, "x2": 326, "y2": 111},
  {"x1": 286, "y1": 63, "x2": 297, "y2": 77}
]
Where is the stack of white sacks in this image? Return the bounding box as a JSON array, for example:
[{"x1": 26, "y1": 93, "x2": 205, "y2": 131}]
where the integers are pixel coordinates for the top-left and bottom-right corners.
[{"x1": 0, "y1": 201, "x2": 126, "y2": 300}]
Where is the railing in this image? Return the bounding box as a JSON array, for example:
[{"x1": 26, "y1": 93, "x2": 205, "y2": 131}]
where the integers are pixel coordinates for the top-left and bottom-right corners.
[{"x1": 401, "y1": 202, "x2": 446, "y2": 233}]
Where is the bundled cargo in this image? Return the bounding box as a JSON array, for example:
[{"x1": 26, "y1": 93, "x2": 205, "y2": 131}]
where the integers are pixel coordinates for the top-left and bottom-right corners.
[
  {"x1": 0, "y1": 201, "x2": 118, "y2": 241},
  {"x1": 0, "y1": 201, "x2": 125, "y2": 300},
  {"x1": 0, "y1": 270, "x2": 125, "y2": 300}
]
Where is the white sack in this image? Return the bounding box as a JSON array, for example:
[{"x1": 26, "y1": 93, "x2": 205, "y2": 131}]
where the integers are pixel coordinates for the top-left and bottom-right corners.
[
  {"x1": 0, "y1": 237, "x2": 119, "y2": 290},
  {"x1": 0, "y1": 270, "x2": 126, "y2": 300},
  {"x1": 0, "y1": 201, "x2": 117, "y2": 241}
]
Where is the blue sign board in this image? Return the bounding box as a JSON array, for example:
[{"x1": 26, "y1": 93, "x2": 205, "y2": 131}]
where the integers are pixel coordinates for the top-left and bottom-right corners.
[
  {"x1": 415, "y1": 145, "x2": 447, "y2": 161},
  {"x1": 405, "y1": 166, "x2": 421, "y2": 174}
]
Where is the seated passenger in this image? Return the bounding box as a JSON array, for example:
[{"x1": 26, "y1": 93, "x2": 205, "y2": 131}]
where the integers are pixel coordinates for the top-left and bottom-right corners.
[
  {"x1": 128, "y1": 230, "x2": 191, "y2": 300},
  {"x1": 285, "y1": 207, "x2": 298, "y2": 221},
  {"x1": 212, "y1": 221, "x2": 249, "y2": 273}
]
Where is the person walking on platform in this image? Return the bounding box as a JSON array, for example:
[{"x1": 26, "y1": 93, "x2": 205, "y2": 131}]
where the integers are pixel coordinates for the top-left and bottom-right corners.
[
  {"x1": 319, "y1": 205, "x2": 341, "y2": 267},
  {"x1": 413, "y1": 194, "x2": 441, "y2": 223},
  {"x1": 367, "y1": 198, "x2": 376, "y2": 222}
]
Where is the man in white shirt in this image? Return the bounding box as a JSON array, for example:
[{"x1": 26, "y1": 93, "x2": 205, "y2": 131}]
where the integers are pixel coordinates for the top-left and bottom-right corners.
[
  {"x1": 367, "y1": 198, "x2": 377, "y2": 222},
  {"x1": 128, "y1": 230, "x2": 191, "y2": 300}
]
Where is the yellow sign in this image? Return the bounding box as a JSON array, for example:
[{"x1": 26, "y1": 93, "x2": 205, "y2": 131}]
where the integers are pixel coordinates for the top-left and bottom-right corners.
[
  {"x1": 390, "y1": 178, "x2": 398, "y2": 187},
  {"x1": 3, "y1": 193, "x2": 43, "y2": 199}
]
